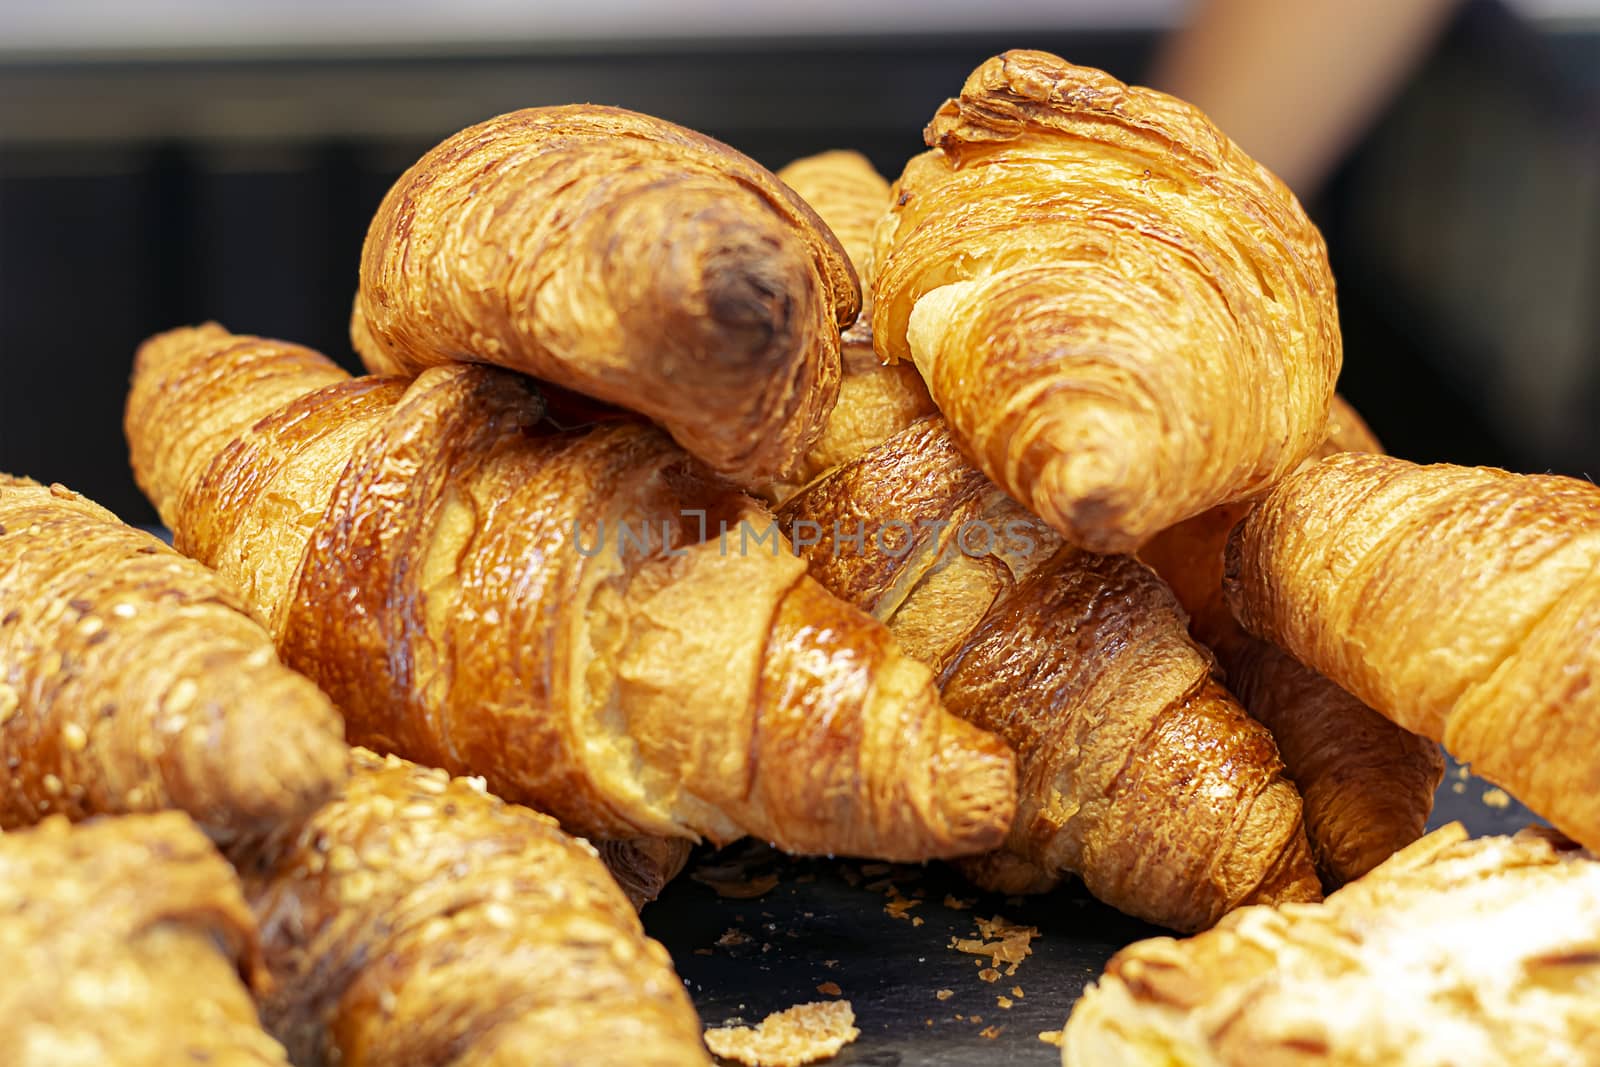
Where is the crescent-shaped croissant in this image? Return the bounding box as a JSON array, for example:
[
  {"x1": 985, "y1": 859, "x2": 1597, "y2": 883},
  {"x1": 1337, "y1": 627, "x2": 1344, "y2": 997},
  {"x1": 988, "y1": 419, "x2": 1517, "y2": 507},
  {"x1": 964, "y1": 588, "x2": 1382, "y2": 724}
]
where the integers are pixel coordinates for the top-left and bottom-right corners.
[
  {"x1": 126, "y1": 324, "x2": 1015, "y2": 861},
  {"x1": 873, "y1": 50, "x2": 1341, "y2": 552},
  {"x1": 1141, "y1": 398, "x2": 1443, "y2": 888},
  {"x1": 778, "y1": 417, "x2": 1321, "y2": 931},
  {"x1": 354, "y1": 105, "x2": 858, "y2": 486},
  {"x1": 0, "y1": 812, "x2": 290, "y2": 1066},
  {"x1": 0, "y1": 475, "x2": 347, "y2": 844},
  {"x1": 239, "y1": 749, "x2": 710, "y2": 1067},
  {"x1": 1225, "y1": 451, "x2": 1600, "y2": 854},
  {"x1": 759, "y1": 150, "x2": 936, "y2": 505}
]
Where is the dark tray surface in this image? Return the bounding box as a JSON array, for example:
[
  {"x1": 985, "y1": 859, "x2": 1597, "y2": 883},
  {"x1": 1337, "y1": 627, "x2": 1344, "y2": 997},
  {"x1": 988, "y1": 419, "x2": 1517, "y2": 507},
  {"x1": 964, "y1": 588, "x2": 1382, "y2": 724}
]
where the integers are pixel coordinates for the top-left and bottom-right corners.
[{"x1": 644, "y1": 759, "x2": 1540, "y2": 1065}]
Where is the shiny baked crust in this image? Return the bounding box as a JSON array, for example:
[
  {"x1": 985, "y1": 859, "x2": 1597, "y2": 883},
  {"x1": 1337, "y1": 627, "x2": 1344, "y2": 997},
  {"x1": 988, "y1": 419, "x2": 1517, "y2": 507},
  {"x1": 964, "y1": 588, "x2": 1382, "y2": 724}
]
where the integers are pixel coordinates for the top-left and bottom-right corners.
[
  {"x1": 0, "y1": 475, "x2": 346, "y2": 844},
  {"x1": 127, "y1": 324, "x2": 1015, "y2": 861},
  {"x1": 1064, "y1": 824, "x2": 1600, "y2": 1066},
  {"x1": 239, "y1": 748, "x2": 710, "y2": 1067},
  {"x1": 1140, "y1": 397, "x2": 1443, "y2": 888},
  {"x1": 873, "y1": 50, "x2": 1341, "y2": 552},
  {"x1": 0, "y1": 812, "x2": 289, "y2": 1066},
  {"x1": 1226, "y1": 450, "x2": 1600, "y2": 853},
  {"x1": 354, "y1": 105, "x2": 858, "y2": 486},
  {"x1": 779, "y1": 416, "x2": 1321, "y2": 931}
]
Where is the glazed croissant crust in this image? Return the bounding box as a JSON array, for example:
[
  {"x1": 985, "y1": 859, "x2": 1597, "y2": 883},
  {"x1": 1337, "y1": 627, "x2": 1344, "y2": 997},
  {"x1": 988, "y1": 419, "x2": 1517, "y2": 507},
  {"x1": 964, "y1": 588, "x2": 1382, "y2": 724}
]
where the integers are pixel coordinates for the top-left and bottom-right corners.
[
  {"x1": 0, "y1": 475, "x2": 346, "y2": 844},
  {"x1": 1064, "y1": 824, "x2": 1600, "y2": 1066},
  {"x1": 873, "y1": 50, "x2": 1341, "y2": 552},
  {"x1": 354, "y1": 105, "x2": 858, "y2": 486},
  {"x1": 1226, "y1": 450, "x2": 1600, "y2": 854},
  {"x1": 1141, "y1": 398, "x2": 1443, "y2": 888},
  {"x1": 126, "y1": 324, "x2": 1015, "y2": 861},
  {"x1": 0, "y1": 812, "x2": 290, "y2": 1066},
  {"x1": 778, "y1": 416, "x2": 1321, "y2": 931},
  {"x1": 240, "y1": 748, "x2": 710, "y2": 1067}
]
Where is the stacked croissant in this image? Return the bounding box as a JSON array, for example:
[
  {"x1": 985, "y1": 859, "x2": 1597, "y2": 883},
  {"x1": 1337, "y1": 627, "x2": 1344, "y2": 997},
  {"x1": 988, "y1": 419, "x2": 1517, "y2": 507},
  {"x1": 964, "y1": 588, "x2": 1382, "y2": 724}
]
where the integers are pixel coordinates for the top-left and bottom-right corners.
[{"x1": 2, "y1": 48, "x2": 1597, "y2": 1067}]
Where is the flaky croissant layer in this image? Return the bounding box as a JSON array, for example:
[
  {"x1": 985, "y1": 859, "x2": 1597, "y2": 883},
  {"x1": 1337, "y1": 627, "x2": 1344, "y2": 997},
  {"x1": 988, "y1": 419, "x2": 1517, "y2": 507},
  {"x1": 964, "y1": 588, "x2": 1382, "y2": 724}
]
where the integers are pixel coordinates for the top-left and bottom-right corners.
[
  {"x1": 127, "y1": 324, "x2": 1015, "y2": 862},
  {"x1": 239, "y1": 749, "x2": 710, "y2": 1067},
  {"x1": 0, "y1": 474, "x2": 347, "y2": 844},
  {"x1": 355, "y1": 105, "x2": 859, "y2": 486},
  {"x1": 1064, "y1": 824, "x2": 1600, "y2": 1066},
  {"x1": 1226, "y1": 450, "x2": 1600, "y2": 854},
  {"x1": 779, "y1": 416, "x2": 1321, "y2": 931},
  {"x1": 0, "y1": 812, "x2": 290, "y2": 1066},
  {"x1": 1140, "y1": 397, "x2": 1443, "y2": 889},
  {"x1": 873, "y1": 50, "x2": 1341, "y2": 552}
]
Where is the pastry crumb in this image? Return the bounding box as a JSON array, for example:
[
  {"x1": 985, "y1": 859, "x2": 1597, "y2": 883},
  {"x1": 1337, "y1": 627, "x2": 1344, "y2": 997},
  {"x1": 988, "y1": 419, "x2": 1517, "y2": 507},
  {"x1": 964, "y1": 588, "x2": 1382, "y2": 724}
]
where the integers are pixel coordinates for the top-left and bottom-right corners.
[
  {"x1": 1012, "y1": 986, "x2": 1024, "y2": 998},
  {"x1": 935, "y1": 989, "x2": 954, "y2": 1001},
  {"x1": 979, "y1": 968, "x2": 1000, "y2": 983},
  {"x1": 979, "y1": 1025, "x2": 1003, "y2": 1039},
  {"x1": 997, "y1": 996, "x2": 1013, "y2": 1009},
  {"x1": 716, "y1": 928, "x2": 753, "y2": 948},
  {"x1": 1482, "y1": 787, "x2": 1512, "y2": 809},
  {"x1": 704, "y1": 1001, "x2": 859, "y2": 1067},
  {"x1": 694, "y1": 871, "x2": 780, "y2": 899},
  {"x1": 816, "y1": 981, "x2": 842, "y2": 997},
  {"x1": 943, "y1": 894, "x2": 974, "y2": 910},
  {"x1": 1038, "y1": 1030, "x2": 1064, "y2": 1047}
]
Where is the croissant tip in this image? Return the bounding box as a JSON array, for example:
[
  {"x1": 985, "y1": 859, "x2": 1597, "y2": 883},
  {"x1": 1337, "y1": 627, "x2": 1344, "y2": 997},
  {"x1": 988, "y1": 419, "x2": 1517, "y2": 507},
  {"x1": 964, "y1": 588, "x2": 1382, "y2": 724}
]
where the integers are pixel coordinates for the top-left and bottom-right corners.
[{"x1": 931, "y1": 720, "x2": 1020, "y2": 857}]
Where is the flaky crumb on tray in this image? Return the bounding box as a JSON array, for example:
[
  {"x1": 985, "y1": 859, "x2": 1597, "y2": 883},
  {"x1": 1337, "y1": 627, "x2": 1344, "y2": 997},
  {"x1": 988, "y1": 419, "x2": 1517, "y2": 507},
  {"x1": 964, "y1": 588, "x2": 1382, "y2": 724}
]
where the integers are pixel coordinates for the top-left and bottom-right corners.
[{"x1": 705, "y1": 1000, "x2": 860, "y2": 1067}]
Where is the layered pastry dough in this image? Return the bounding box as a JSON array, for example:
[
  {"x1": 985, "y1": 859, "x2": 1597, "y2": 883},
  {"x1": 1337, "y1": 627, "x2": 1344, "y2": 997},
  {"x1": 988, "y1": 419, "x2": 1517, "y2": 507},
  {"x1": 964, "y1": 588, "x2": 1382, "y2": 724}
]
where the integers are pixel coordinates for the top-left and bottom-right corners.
[
  {"x1": 126, "y1": 324, "x2": 1015, "y2": 861},
  {"x1": 240, "y1": 749, "x2": 710, "y2": 1067},
  {"x1": 1141, "y1": 398, "x2": 1443, "y2": 887},
  {"x1": 0, "y1": 812, "x2": 290, "y2": 1066},
  {"x1": 0, "y1": 475, "x2": 346, "y2": 844},
  {"x1": 1064, "y1": 824, "x2": 1600, "y2": 1066},
  {"x1": 779, "y1": 417, "x2": 1320, "y2": 931},
  {"x1": 354, "y1": 106, "x2": 858, "y2": 485},
  {"x1": 1226, "y1": 451, "x2": 1600, "y2": 853},
  {"x1": 873, "y1": 50, "x2": 1341, "y2": 552}
]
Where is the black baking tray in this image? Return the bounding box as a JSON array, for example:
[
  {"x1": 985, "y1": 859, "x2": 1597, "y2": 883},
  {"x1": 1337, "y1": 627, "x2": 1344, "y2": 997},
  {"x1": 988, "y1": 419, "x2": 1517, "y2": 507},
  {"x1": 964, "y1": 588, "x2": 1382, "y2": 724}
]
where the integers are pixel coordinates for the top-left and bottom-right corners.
[{"x1": 645, "y1": 758, "x2": 1539, "y2": 1065}]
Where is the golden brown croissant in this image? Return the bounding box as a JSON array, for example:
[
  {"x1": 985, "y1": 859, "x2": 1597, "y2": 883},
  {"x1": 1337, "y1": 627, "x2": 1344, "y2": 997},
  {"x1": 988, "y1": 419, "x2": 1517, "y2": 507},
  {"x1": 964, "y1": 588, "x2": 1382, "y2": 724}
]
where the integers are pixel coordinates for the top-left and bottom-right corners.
[
  {"x1": 0, "y1": 812, "x2": 290, "y2": 1066},
  {"x1": 1141, "y1": 398, "x2": 1443, "y2": 887},
  {"x1": 760, "y1": 150, "x2": 936, "y2": 503},
  {"x1": 778, "y1": 417, "x2": 1320, "y2": 931},
  {"x1": 0, "y1": 475, "x2": 346, "y2": 844},
  {"x1": 872, "y1": 50, "x2": 1341, "y2": 553},
  {"x1": 126, "y1": 324, "x2": 1015, "y2": 861},
  {"x1": 1063, "y1": 823, "x2": 1600, "y2": 1066},
  {"x1": 1226, "y1": 450, "x2": 1600, "y2": 853},
  {"x1": 353, "y1": 105, "x2": 858, "y2": 486},
  {"x1": 238, "y1": 748, "x2": 709, "y2": 1067}
]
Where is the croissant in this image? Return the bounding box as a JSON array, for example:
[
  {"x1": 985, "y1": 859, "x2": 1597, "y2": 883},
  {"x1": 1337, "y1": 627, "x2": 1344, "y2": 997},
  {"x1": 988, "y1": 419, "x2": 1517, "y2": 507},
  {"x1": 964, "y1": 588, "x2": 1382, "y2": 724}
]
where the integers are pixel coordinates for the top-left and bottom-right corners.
[
  {"x1": 760, "y1": 150, "x2": 936, "y2": 503},
  {"x1": 1063, "y1": 823, "x2": 1600, "y2": 1065},
  {"x1": 353, "y1": 105, "x2": 858, "y2": 486},
  {"x1": 0, "y1": 475, "x2": 346, "y2": 844},
  {"x1": 872, "y1": 50, "x2": 1341, "y2": 553},
  {"x1": 778, "y1": 416, "x2": 1320, "y2": 931},
  {"x1": 126, "y1": 324, "x2": 1015, "y2": 861},
  {"x1": 1141, "y1": 398, "x2": 1443, "y2": 887},
  {"x1": 596, "y1": 836, "x2": 693, "y2": 910},
  {"x1": 238, "y1": 748, "x2": 709, "y2": 1067},
  {"x1": 0, "y1": 812, "x2": 290, "y2": 1066},
  {"x1": 1225, "y1": 450, "x2": 1600, "y2": 853}
]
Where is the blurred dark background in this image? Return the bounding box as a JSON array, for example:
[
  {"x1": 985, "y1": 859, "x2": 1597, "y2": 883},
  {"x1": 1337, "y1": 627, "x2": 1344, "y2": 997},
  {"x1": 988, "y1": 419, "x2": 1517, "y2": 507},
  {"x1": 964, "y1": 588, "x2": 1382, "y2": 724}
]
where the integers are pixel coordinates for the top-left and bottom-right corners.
[{"x1": 2, "y1": 0, "x2": 1597, "y2": 524}]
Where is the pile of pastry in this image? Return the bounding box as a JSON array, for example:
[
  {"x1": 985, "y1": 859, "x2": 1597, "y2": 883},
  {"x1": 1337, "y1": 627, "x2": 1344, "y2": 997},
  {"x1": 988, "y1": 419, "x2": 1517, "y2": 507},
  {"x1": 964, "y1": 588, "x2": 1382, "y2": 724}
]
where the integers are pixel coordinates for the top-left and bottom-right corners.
[{"x1": 3, "y1": 48, "x2": 1597, "y2": 1067}]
